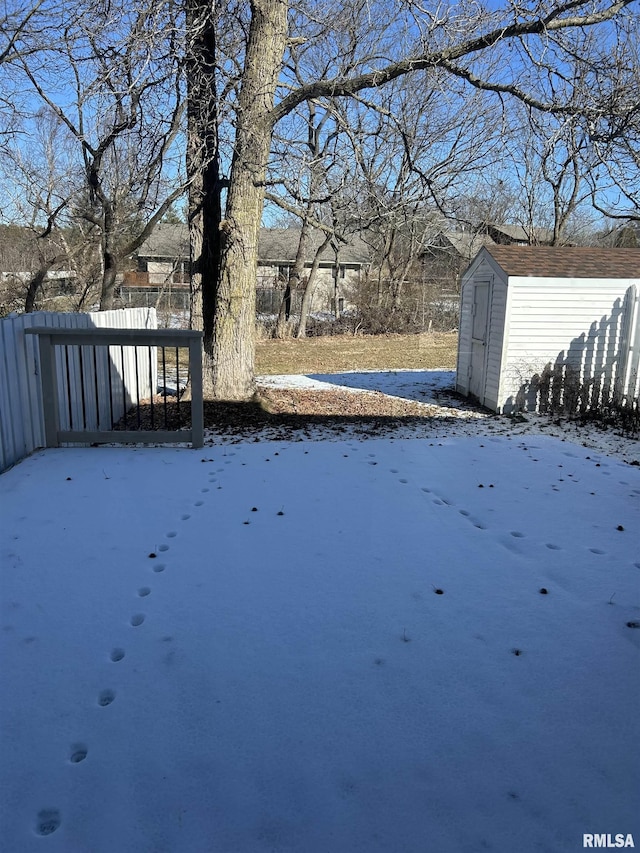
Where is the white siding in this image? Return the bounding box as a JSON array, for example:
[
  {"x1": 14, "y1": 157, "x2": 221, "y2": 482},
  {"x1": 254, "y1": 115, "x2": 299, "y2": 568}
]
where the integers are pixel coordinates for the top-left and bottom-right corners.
[
  {"x1": 499, "y1": 277, "x2": 638, "y2": 412},
  {"x1": 457, "y1": 250, "x2": 640, "y2": 413}
]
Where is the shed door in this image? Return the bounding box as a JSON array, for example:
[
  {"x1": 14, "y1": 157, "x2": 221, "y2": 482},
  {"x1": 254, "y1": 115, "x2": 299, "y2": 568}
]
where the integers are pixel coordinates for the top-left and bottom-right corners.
[{"x1": 469, "y1": 281, "x2": 490, "y2": 400}]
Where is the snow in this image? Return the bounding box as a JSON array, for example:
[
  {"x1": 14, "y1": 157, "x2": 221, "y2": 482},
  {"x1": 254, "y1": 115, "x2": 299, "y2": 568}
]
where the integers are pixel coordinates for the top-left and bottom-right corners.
[{"x1": 1, "y1": 369, "x2": 639, "y2": 852}]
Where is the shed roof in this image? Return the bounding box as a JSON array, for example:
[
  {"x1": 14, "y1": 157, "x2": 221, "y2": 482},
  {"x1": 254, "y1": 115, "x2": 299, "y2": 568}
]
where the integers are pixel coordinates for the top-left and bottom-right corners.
[{"x1": 484, "y1": 246, "x2": 640, "y2": 279}]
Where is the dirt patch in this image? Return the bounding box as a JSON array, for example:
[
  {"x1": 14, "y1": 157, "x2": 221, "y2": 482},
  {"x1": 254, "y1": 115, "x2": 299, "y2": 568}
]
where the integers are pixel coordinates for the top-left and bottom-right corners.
[
  {"x1": 257, "y1": 386, "x2": 441, "y2": 418},
  {"x1": 113, "y1": 384, "x2": 462, "y2": 442}
]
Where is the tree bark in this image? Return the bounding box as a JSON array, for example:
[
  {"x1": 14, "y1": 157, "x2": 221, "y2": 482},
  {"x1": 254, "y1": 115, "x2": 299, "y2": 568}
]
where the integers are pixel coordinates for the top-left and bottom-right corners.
[
  {"x1": 100, "y1": 250, "x2": 117, "y2": 310},
  {"x1": 186, "y1": 0, "x2": 222, "y2": 398},
  {"x1": 208, "y1": 0, "x2": 288, "y2": 399},
  {"x1": 24, "y1": 267, "x2": 49, "y2": 313}
]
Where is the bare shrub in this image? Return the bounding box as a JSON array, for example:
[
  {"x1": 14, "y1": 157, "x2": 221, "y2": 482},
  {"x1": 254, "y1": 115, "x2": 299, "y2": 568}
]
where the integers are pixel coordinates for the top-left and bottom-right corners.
[{"x1": 351, "y1": 275, "x2": 458, "y2": 335}]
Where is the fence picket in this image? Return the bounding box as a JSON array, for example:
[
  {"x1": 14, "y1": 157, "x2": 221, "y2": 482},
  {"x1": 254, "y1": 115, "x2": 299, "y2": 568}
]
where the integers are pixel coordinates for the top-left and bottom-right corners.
[{"x1": 0, "y1": 308, "x2": 157, "y2": 471}]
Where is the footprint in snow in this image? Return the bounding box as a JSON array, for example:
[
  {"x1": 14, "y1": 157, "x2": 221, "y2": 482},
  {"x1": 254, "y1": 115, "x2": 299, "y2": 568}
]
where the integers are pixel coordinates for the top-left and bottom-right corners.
[
  {"x1": 34, "y1": 809, "x2": 61, "y2": 836},
  {"x1": 97, "y1": 689, "x2": 115, "y2": 707},
  {"x1": 130, "y1": 613, "x2": 145, "y2": 626},
  {"x1": 546, "y1": 543, "x2": 562, "y2": 551},
  {"x1": 500, "y1": 536, "x2": 526, "y2": 555},
  {"x1": 152, "y1": 563, "x2": 166, "y2": 573},
  {"x1": 589, "y1": 548, "x2": 606, "y2": 555},
  {"x1": 69, "y1": 744, "x2": 88, "y2": 764},
  {"x1": 110, "y1": 648, "x2": 125, "y2": 662}
]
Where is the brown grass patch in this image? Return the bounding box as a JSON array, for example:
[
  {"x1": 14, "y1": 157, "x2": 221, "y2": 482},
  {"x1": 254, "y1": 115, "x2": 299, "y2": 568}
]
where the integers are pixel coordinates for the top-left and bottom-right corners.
[{"x1": 255, "y1": 332, "x2": 458, "y2": 375}]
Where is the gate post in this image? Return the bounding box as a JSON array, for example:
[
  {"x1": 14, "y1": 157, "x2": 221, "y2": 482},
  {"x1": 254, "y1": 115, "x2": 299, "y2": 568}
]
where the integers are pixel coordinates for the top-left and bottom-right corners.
[{"x1": 36, "y1": 332, "x2": 61, "y2": 448}]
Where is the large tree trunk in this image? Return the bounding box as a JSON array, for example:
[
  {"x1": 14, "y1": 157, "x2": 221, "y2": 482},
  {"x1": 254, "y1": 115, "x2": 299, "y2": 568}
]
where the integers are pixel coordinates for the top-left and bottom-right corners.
[
  {"x1": 207, "y1": 0, "x2": 288, "y2": 400},
  {"x1": 186, "y1": 0, "x2": 222, "y2": 398}
]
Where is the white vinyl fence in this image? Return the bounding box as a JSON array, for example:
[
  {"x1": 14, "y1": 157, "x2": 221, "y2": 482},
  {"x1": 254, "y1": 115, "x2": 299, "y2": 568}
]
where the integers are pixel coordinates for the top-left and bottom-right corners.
[{"x1": 0, "y1": 308, "x2": 156, "y2": 472}]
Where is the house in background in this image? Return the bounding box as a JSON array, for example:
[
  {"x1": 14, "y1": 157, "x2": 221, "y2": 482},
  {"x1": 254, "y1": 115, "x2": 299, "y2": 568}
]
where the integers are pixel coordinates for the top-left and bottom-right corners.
[
  {"x1": 422, "y1": 230, "x2": 496, "y2": 281},
  {"x1": 255, "y1": 228, "x2": 371, "y2": 315},
  {"x1": 122, "y1": 223, "x2": 371, "y2": 315},
  {"x1": 121, "y1": 223, "x2": 191, "y2": 309},
  {"x1": 421, "y1": 224, "x2": 555, "y2": 296},
  {"x1": 456, "y1": 246, "x2": 640, "y2": 414}
]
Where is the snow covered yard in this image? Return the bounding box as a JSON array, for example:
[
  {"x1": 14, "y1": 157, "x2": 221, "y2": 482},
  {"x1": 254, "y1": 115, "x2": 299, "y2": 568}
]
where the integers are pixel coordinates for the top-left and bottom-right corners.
[{"x1": 1, "y1": 371, "x2": 639, "y2": 852}]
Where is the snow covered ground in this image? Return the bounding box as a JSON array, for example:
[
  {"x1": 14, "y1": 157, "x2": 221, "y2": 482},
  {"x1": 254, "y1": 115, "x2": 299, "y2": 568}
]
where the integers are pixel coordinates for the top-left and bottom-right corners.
[{"x1": 1, "y1": 370, "x2": 639, "y2": 852}]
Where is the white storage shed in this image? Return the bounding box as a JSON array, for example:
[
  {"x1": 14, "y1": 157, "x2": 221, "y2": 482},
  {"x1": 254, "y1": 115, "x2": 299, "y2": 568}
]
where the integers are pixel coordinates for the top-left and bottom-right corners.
[{"x1": 456, "y1": 246, "x2": 640, "y2": 413}]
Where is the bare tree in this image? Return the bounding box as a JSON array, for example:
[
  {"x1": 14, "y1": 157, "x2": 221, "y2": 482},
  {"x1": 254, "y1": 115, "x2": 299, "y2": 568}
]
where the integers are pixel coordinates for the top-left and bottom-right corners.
[
  {"x1": 8, "y1": 0, "x2": 187, "y2": 309},
  {"x1": 0, "y1": 108, "x2": 96, "y2": 311},
  {"x1": 579, "y1": 12, "x2": 640, "y2": 220},
  {"x1": 193, "y1": 0, "x2": 638, "y2": 399}
]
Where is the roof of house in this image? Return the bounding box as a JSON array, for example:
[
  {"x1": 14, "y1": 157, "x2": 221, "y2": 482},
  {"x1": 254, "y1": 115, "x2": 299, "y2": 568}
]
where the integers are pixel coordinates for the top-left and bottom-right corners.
[
  {"x1": 484, "y1": 246, "x2": 640, "y2": 279},
  {"x1": 137, "y1": 224, "x2": 371, "y2": 266},
  {"x1": 258, "y1": 228, "x2": 370, "y2": 265},
  {"x1": 487, "y1": 224, "x2": 556, "y2": 245},
  {"x1": 434, "y1": 231, "x2": 495, "y2": 258},
  {"x1": 137, "y1": 223, "x2": 190, "y2": 259}
]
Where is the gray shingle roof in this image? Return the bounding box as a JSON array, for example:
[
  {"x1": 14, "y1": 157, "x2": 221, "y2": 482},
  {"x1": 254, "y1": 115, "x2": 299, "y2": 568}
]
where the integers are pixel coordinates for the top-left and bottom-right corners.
[
  {"x1": 487, "y1": 224, "x2": 555, "y2": 244},
  {"x1": 137, "y1": 224, "x2": 370, "y2": 266},
  {"x1": 436, "y1": 231, "x2": 495, "y2": 258},
  {"x1": 137, "y1": 223, "x2": 190, "y2": 259}
]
